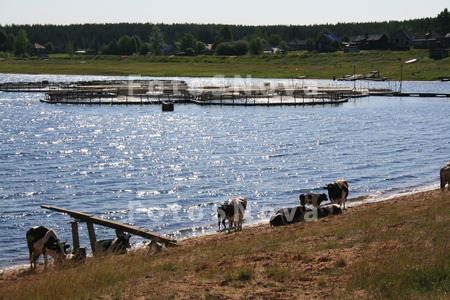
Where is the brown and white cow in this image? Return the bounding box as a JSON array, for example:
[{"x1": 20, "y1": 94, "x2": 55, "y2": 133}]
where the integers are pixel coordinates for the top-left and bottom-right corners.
[
  {"x1": 299, "y1": 193, "x2": 328, "y2": 208},
  {"x1": 324, "y1": 179, "x2": 349, "y2": 210},
  {"x1": 26, "y1": 226, "x2": 70, "y2": 271},
  {"x1": 440, "y1": 162, "x2": 450, "y2": 193},
  {"x1": 217, "y1": 196, "x2": 247, "y2": 233}
]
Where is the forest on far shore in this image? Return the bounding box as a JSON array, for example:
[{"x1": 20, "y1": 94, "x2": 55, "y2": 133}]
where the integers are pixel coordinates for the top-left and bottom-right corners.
[{"x1": 0, "y1": 8, "x2": 449, "y2": 56}]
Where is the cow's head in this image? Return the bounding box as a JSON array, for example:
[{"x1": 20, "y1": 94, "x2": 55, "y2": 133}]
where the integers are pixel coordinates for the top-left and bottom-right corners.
[
  {"x1": 323, "y1": 183, "x2": 333, "y2": 190},
  {"x1": 318, "y1": 193, "x2": 328, "y2": 201},
  {"x1": 44, "y1": 237, "x2": 70, "y2": 260},
  {"x1": 111, "y1": 232, "x2": 131, "y2": 254}
]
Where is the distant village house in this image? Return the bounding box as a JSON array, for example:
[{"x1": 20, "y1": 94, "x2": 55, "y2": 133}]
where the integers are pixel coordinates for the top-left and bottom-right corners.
[
  {"x1": 390, "y1": 29, "x2": 416, "y2": 50},
  {"x1": 349, "y1": 34, "x2": 389, "y2": 50},
  {"x1": 33, "y1": 43, "x2": 47, "y2": 55}
]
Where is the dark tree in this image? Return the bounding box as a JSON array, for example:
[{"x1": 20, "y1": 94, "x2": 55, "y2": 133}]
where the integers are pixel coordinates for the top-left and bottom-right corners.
[
  {"x1": 179, "y1": 33, "x2": 197, "y2": 52},
  {"x1": 14, "y1": 29, "x2": 29, "y2": 56},
  {"x1": 0, "y1": 30, "x2": 7, "y2": 51},
  {"x1": 150, "y1": 26, "x2": 165, "y2": 56},
  {"x1": 436, "y1": 8, "x2": 450, "y2": 33},
  {"x1": 249, "y1": 37, "x2": 264, "y2": 55}
]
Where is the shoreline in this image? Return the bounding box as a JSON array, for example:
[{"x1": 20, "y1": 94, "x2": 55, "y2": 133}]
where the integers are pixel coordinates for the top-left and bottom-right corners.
[
  {"x1": 1, "y1": 187, "x2": 448, "y2": 299},
  {"x1": 1, "y1": 184, "x2": 442, "y2": 273}
]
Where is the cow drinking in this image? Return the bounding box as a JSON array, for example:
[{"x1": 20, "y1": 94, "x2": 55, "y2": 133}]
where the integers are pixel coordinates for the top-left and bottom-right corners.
[{"x1": 26, "y1": 226, "x2": 70, "y2": 271}]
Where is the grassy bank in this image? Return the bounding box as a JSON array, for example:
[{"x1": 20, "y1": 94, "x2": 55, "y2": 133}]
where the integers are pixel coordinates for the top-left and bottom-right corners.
[
  {"x1": 1, "y1": 189, "x2": 449, "y2": 299},
  {"x1": 0, "y1": 49, "x2": 449, "y2": 81}
]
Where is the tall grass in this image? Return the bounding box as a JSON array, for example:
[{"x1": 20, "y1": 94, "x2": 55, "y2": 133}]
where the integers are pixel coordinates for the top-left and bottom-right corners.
[{"x1": 346, "y1": 194, "x2": 450, "y2": 299}]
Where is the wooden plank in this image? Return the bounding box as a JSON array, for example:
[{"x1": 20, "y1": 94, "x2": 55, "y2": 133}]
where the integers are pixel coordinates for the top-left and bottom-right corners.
[{"x1": 41, "y1": 205, "x2": 177, "y2": 245}]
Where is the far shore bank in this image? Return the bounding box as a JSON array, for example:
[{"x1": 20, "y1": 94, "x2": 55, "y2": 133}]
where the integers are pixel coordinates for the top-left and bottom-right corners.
[{"x1": 1, "y1": 49, "x2": 448, "y2": 81}]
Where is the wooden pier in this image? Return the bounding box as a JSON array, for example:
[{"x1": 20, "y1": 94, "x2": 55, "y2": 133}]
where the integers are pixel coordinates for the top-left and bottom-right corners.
[
  {"x1": 41, "y1": 205, "x2": 177, "y2": 253},
  {"x1": 369, "y1": 91, "x2": 450, "y2": 97}
]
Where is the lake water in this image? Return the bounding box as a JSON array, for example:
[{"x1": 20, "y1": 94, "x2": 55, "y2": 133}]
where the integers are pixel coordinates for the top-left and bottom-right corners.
[{"x1": 1, "y1": 74, "x2": 449, "y2": 268}]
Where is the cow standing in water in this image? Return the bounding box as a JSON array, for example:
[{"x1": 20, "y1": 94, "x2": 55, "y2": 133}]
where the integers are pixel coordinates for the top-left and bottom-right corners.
[
  {"x1": 324, "y1": 179, "x2": 349, "y2": 210},
  {"x1": 440, "y1": 162, "x2": 450, "y2": 193},
  {"x1": 26, "y1": 226, "x2": 70, "y2": 271}
]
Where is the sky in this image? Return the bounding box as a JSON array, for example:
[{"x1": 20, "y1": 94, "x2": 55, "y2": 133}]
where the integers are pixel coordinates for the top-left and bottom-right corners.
[{"x1": 0, "y1": 0, "x2": 447, "y2": 26}]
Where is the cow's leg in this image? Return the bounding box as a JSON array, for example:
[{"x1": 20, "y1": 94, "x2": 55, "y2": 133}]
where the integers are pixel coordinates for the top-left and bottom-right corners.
[
  {"x1": 29, "y1": 251, "x2": 34, "y2": 270},
  {"x1": 227, "y1": 217, "x2": 232, "y2": 233},
  {"x1": 44, "y1": 252, "x2": 48, "y2": 268},
  {"x1": 31, "y1": 253, "x2": 38, "y2": 271}
]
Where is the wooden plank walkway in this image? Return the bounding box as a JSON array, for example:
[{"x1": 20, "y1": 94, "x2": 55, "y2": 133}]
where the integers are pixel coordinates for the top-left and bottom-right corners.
[
  {"x1": 41, "y1": 205, "x2": 177, "y2": 248},
  {"x1": 369, "y1": 91, "x2": 450, "y2": 97}
]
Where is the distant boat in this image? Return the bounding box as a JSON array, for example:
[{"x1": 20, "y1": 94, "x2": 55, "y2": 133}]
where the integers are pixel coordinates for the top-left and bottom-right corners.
[{"x1": 405, "y1": 58, "x2": 419, "y2": 64}]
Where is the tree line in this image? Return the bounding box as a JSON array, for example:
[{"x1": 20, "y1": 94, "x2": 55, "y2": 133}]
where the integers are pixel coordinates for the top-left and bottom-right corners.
[{"x1": 0, "y1": 8, "x2": 448, "y2": 56}]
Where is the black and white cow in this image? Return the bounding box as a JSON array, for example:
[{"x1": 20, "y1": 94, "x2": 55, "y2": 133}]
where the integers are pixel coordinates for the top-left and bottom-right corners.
[
  {"x1": 217, "y1": 196, "x2": 247, "y2": 233},
  {"x1": 26, "y1": 226, "x2": 70, "y2": 271},
  {"x1": 440, "y1": 162, "x2": 450, "y2": 193},
  {"x1": 324, "y1": 179, "x2": 349, "y2": 210},
  {"x1": 269, "y1": 206, "x2": 311, "y2": 227},
  {"x1": 317, "y1": 204, "x2": 343, "y2": 218},
  {"x1": 299, "y1": 193, "x2": 328, "y2": 208},
  {"x1": 94, "y1": 230, "x2": 131, "y2": 255}
]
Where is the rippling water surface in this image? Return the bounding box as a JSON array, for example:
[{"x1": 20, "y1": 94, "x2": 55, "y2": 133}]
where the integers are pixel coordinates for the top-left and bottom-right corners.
[{"x1": 1, "y1": 74, "x2": 449, "y2": 268}]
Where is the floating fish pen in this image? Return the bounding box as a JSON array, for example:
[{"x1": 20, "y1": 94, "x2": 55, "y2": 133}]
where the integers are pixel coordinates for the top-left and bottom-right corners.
[
  {"x1": 0, "y1": 81, "x2": 70, "y2": 92},
  {"x1": 1, "y1": 79, "x2": 189, "y2": 95},
  {"x1": 4, "y1": 79, "x2": 411, "y2": 106},
  {"x1": 41, "y1": 90, "x2": 192, "y2": 105},
  {"x1": 189, "y1": 87, "x2": 352, "y2": 106},
  {"x1": 34, "y1": 79, "x2": 191, "y2": 104}
]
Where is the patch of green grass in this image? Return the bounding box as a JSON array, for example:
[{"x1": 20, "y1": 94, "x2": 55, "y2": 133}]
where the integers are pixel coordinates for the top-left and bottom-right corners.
[
  {"x1": 236, "y1": 267, "x2": 255, "y2": 281},
  {"x1": 265, "y1": 265, "x2": 292, "y2": 281}
]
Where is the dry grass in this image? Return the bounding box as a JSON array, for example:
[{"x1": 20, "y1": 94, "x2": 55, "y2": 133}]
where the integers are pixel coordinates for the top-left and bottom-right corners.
[{"x1": 1, "y1": 189, "x2": 449, "y2": 299}]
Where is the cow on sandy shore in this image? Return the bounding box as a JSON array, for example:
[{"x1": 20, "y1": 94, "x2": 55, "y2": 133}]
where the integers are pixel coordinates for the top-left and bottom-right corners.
[
  {"x1": 26, "y1": 226, "x2": 70, "y2": 271},
  {"x1": 269, "y1": 206, "x2": 312, "y2": 227},
  {"x1": 94, "y1": 230, "x2": 131, "y2": 255},
  {"x1": 217, "y1": 196, "x2": 247, "y2": 233},
  {"x1": 324, "y1": 179, "x2": 349, "y2": 210},
  {"x1": 317, "y1": 204, "x2": 343, "y2": 218},
  {"x1": 299, "y1": 193, "x2": 328, "y2": 208},
  {"x1": 440, "y1": 162, "x2": 450, "y2": 192}
]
